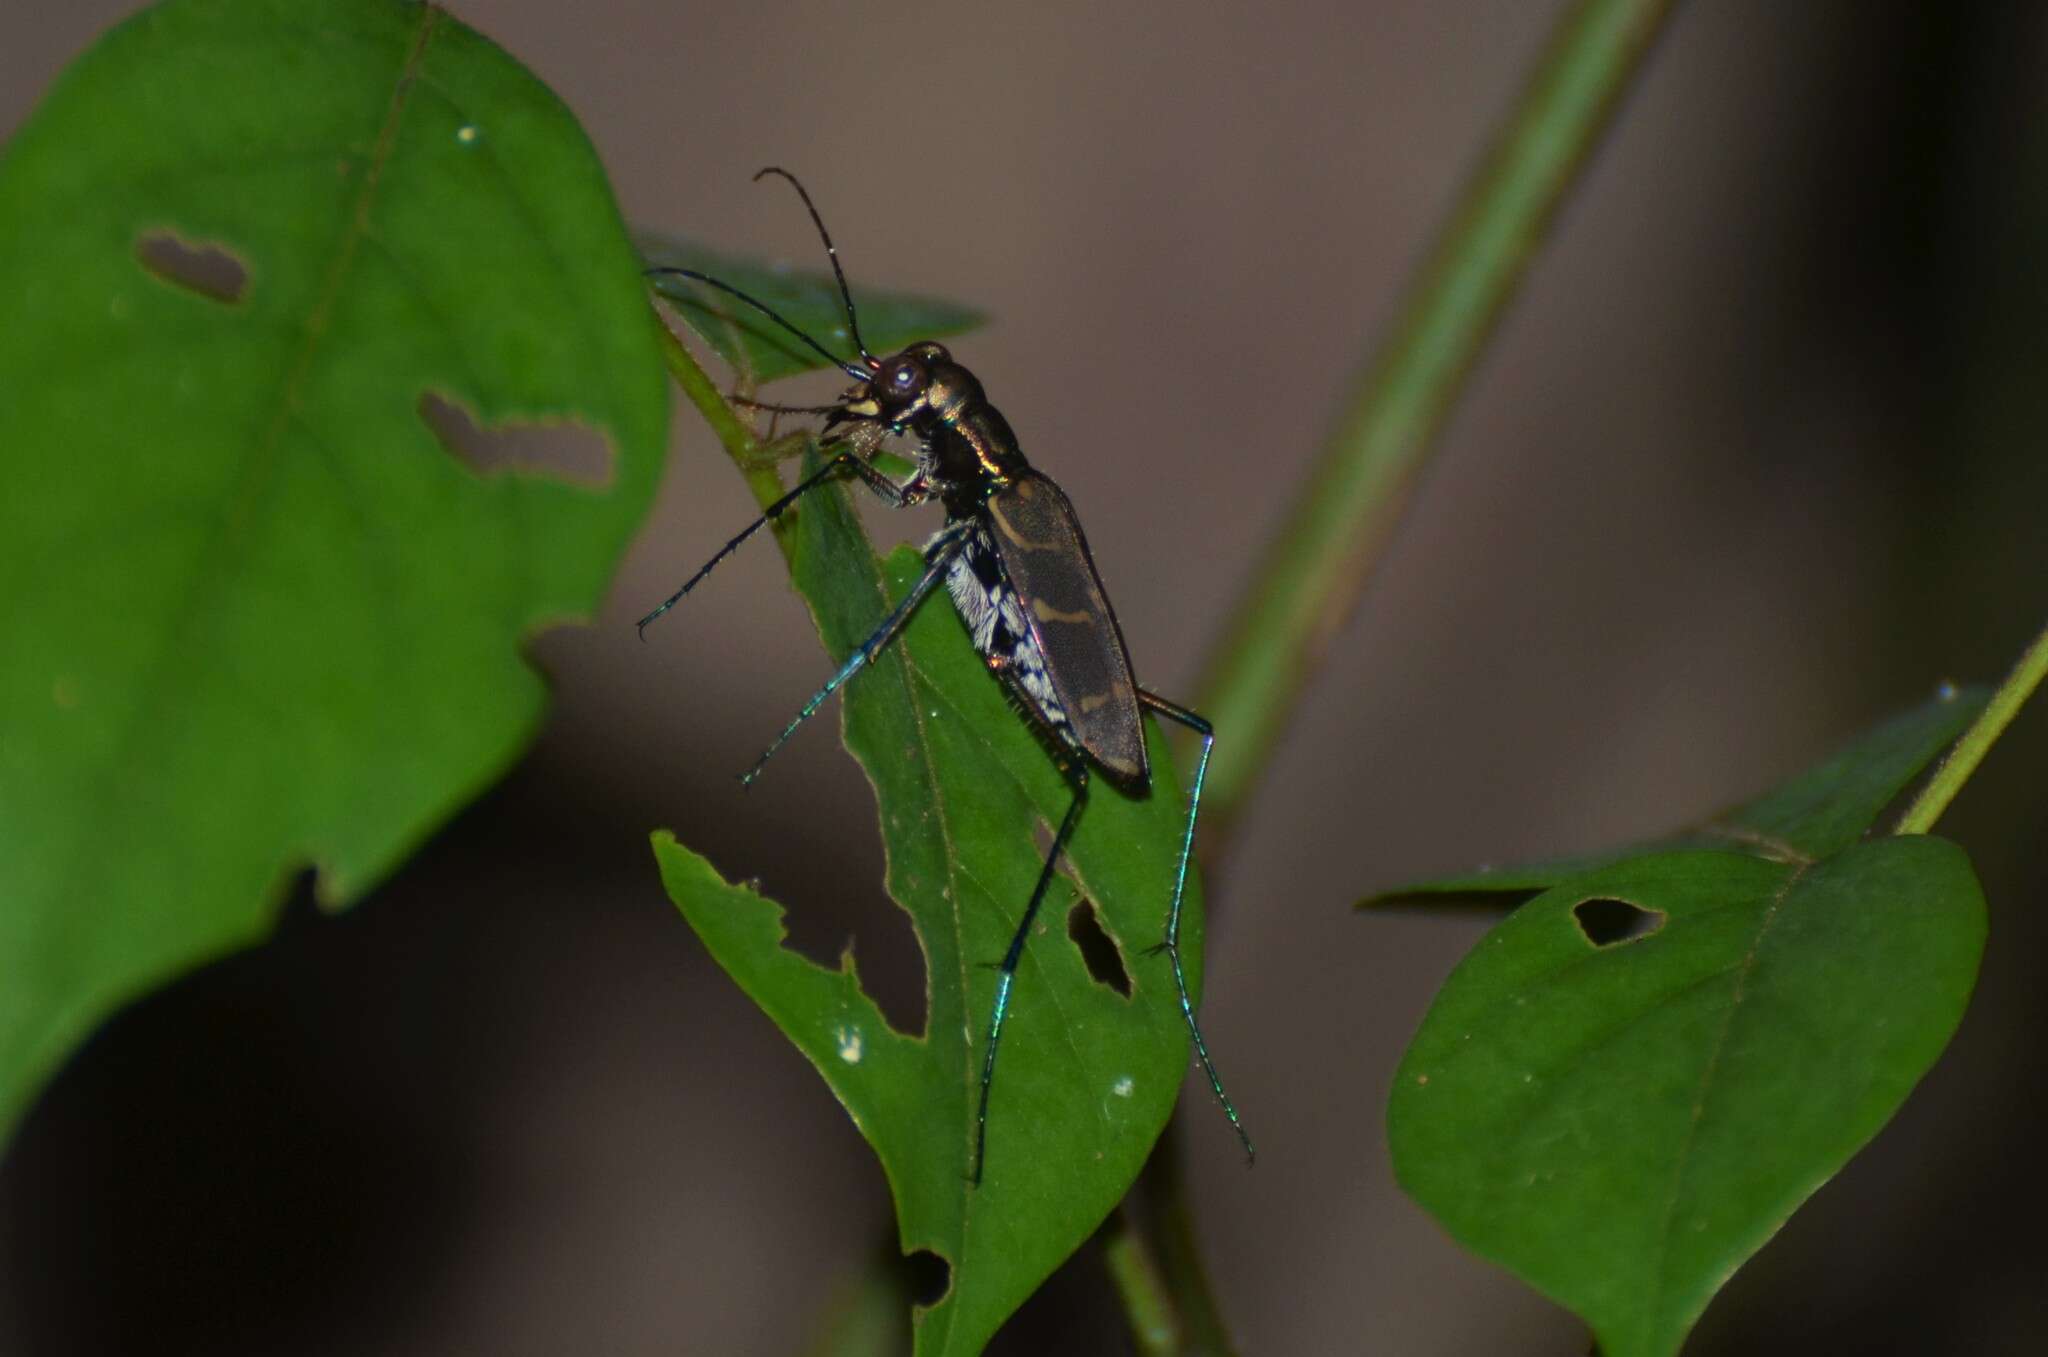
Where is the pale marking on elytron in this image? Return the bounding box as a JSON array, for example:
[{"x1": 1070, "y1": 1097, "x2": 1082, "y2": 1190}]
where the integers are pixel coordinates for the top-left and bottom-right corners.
[
  {"x1": 989, "y1": 502, "x2": 1057, "y2": 552},
  {"x1": 1031, "y1": 598, "x2": 1094, "y2": 626}
]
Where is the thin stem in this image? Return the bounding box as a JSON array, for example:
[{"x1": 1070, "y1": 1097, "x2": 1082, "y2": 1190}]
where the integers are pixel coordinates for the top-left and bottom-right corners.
[
  {"x1": 1123, "y1": 0, "x2": 1682, "y2": 1345},
  {"x1": 1110, "y1": 1124, "x2": 1240, "y2": 1357},
  {"x1": 1146, "y1": 1121, "x2": 1241, "y2": 1357},
  {"x1": 650, "y1": 304, "x2": 788, "y2": 519},
  {"x1": 1895, "y1": 618, "x2": 2048, "y2": 835},
  {"x1": 1101, "y1": 1211, "x2": 1184, "y2": 1357},
  {"x1": 1191, "y1": 0, "x2": 1681, "y2": 831}
]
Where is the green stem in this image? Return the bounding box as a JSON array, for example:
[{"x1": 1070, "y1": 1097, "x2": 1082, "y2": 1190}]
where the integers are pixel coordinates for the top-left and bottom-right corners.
[
  {"x1": 650, "y1": 305, "x2": 787, "y2": 515},
  {"x1": 1101, "y1": 1212, "x2": 1184, "y2": 1357},
  {"x1": 1128, "y1": 1, "x2": 1680, "y2": 1344},
  {"x1": 1114, "y1": 1121, "x2": 1236, "y2": 1350},
  {"x1": 1145, "y1": 1127, "x2": 1241, "y2": 1357},
  {"x1": 1895, "y1": 618, "x2": 2048, "y2": 835},
  {"x1": 1111, "y1": 1119, "x2": 1240, "y2": 1357},
  {"x1": 1191, "y1": 0, "x2": 1680, "y2": 829}
]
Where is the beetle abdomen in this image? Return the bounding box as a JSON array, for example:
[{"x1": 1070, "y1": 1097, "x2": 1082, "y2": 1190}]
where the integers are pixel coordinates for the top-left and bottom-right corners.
[{"x1": 941, "y1": 523, "x2": 1076, "y2": 743}]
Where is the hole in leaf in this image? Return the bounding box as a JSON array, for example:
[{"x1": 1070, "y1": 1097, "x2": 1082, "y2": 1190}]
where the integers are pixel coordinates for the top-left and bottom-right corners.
[
  {"x1": 905, "y1": 1249, "x2": 951, "y2": 1308},
  {"x1": 419, "y1": 393, "x2": 614, "y2": 488},
  {"x1": 1573, "y1": 897, "x2": 1665, "y2": 947},
  {"x1": 135, "y1": 230, "x2": 248, "y2": 304},
  {"x1": 1067, "y1": 898, "x2": 1131, "y2": 998},
  {"x1": 770, "y1": 860, "x2": 927, "y2": 1041}
]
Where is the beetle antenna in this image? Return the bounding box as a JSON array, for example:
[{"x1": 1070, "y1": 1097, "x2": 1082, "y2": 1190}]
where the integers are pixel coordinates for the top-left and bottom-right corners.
[
  {"x1": 644, "y1": 266, "x2": 869, "y2": 383},
  {"x1": 753, "y1": 167, "x2": 876, "y2": 368}
]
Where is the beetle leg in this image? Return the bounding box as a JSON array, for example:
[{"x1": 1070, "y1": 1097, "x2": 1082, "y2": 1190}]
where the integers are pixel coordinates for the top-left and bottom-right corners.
[{"x1": 1137, "y1": 689, "x2": 1254, "y2": 1166}]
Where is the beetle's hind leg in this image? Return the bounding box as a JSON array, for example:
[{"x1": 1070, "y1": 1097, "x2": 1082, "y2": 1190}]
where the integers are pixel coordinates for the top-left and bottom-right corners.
[{"x1": 1136, "y1": 690, "x2": 1255, "y2": 1166}]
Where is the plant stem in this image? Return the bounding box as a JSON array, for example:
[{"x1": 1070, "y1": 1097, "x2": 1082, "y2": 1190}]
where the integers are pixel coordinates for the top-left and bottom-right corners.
[
  {"x1": 1146, "y1": 1124, "x2": 1242, "y2": 1357},
  {"x1": 1895, "y1": 618, "x2": 2048, "y2": 835},
  {"x1": 1191, "y1": 0, "x2": 1680, "y2": 830},
  {"x1": 650, "y1": 305, "x2": 787, "y2": 516},
  {"x1": 1101, "y1": 1211, "x2": 1184, "y2": 1357},
  {"x1": 1108, "y1": 1119, "x2": 1242, "y2": 1357},
  {"x1": 1126, "y1": 0, "x2": 1682, "y2": 1345}
]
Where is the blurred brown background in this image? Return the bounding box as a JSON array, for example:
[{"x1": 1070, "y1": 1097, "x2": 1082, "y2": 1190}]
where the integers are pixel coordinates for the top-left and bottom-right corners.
[{"x1": 4, "y1": 1, "x2": 2045, "y2": 1352}]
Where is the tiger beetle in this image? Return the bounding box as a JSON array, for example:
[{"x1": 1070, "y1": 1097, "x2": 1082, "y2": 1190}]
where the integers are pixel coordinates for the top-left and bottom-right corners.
[{"x1": 642, "y1": 168, "x2": 1253, "y2": 1184}]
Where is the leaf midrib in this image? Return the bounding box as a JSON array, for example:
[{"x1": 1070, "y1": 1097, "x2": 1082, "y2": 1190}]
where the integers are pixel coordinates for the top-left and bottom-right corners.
[
  {"x1": 1640, "y1": 859, "x2": 1807, "y2": 1346},
  {"x1": 848, "y1": 530, "x2": 1124, "y2": 1354}
]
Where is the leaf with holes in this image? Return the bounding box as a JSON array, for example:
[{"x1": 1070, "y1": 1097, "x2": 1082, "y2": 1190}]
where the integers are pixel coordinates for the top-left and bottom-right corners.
[
  {"x1": 653, "y1": 454, "x2": 1201, "y2": 1357},
  {"x1": 0, "y1": 0, "x2": 667, "y2": 1139},
  {"x1": 640, "y1": 233, "x2": 985, "y2": 383},
  {"x1": 1389, "y1": 841, "x2": 1985, "y2": 1357},
  {"x1": 1362, "y1": 687, "x2": 1988, "y2": 910}
]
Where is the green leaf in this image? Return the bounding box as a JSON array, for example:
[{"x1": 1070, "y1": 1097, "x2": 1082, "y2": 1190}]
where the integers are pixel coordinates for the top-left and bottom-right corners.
[
  {"x1": 0, "y1": 0, "x2": 667, "y2": 1138},
  {"x1": 1389, "y1": 840, "x2": 1985, "y2": 1357},
  {"x1": 1363, "y1": 687, "x2": 1989, "y2": 909},
  {"x1": 653, "y1": 455, "x2": 1200, "y2": 1357},
  {"x1": 639, "y1": 232, "x2": 984, "y2": 383}
]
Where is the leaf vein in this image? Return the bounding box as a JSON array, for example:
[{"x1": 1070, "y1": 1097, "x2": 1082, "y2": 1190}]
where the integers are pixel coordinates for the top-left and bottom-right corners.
[{"x1": 1645, "y1": 860, "x2": 1808, "y2": 1331}]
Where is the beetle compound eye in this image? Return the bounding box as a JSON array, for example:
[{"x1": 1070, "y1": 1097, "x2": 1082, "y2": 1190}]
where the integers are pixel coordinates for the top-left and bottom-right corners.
[{"x1": 889, "y1": 361, "x2": 925, "y2": 395}]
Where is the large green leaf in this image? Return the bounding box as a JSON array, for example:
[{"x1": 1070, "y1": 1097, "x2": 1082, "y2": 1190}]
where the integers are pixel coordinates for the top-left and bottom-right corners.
[
  {"x1": 653, "y1": 455, "x2": 1202, "y2": 1357},
  {"x1": 640, "y1": 232, "x2": 984, "y2": 382},
  {"x1": 0, "y1": 0, "x2": 667, "y2": 1138},
  {"x1": 1388, "y1": 841, "x2": 1984, "y2": 1357},
  {"x1": 1363, "y1": 687, "x2": 1988, "y2": 909}
]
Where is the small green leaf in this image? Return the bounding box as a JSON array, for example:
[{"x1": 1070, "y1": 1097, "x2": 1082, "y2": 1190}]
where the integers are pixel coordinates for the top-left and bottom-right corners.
[
  {"x1": 653, "y1": 455, "x2": 1199, "y2": 1357},
  {"x1": 0, "y1": 0, "x2": 667, "y2": 1138},
  {"x1": 639, "y1": 233, "x2": 984, "y2": 383},
  {"x1": 1389, "y1": 841, "x2": 1985, "y2": 1357},
  {"x1": 1364, "y1": 687, "x2": 1989, "y2": 909}
]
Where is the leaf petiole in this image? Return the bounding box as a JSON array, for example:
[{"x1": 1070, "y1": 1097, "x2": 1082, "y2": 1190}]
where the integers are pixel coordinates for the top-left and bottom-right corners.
[{"x1": 1895, "y1": 617, "x2": 2048, "y2": 835}]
